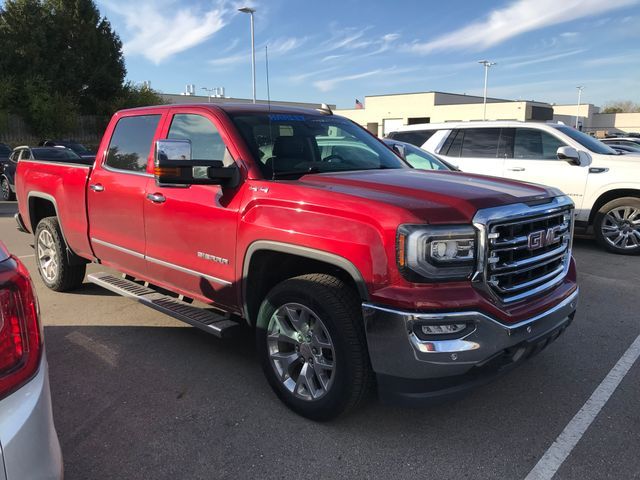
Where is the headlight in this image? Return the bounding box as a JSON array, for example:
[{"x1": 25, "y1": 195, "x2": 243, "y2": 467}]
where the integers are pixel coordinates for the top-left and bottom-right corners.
[{"x1": 397, "y1": 225, "x2": 477, "y2": 281}]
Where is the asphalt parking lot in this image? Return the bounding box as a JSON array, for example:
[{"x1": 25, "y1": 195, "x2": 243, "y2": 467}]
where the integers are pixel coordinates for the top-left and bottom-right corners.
[{"x1": 1, "y1": 200, "x2": 639, "y2": 480}]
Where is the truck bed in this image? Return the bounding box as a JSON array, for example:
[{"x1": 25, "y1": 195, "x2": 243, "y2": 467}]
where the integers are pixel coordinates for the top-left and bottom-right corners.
[{"x1": 16, "y1": 159, "x2": 93, "y2": 260}]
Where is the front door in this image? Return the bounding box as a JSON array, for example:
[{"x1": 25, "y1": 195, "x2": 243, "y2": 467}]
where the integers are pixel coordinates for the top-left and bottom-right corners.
[
  {"x1": 143, "y1": 108, "x2": 244, "y2": 311},
  {"x1": 502, "y1": 127, "x2": 588, "y2": 210},
  {"x1": 88, "y1": 113, "x2": 163, "y2": 277}
]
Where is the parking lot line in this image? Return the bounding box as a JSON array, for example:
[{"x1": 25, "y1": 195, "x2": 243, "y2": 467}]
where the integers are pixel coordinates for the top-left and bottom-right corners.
[
  {"x1": 18, "y1": 254, "x2": 35, "y2": 259},
  {"x1": 524, "y1": 333, "x2": 640, "y2": 480}
]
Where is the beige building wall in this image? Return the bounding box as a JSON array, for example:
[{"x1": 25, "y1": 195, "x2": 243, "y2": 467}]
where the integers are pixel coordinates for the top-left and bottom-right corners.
[
  {"x1": 337, "y1": 92, "x2": 548, "y2": 136},
  {"x1": 589, "y1": 113, "x2": 640, "y2": 135}
]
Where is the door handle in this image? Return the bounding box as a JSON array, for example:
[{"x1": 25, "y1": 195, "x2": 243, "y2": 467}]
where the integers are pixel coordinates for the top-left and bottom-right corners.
[
  {"x1": 146, "y1": 193, "x2": 166, "y2": 204},
  {"x1": 507, "y1": 167, "x2": 525, "y2": 172},
  {"x1": 89, "y1": 183, "x2": 104, "y2": 192}
]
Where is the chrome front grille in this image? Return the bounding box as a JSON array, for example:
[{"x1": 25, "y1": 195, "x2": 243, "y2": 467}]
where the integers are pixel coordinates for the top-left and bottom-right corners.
[{"x1": 486, "y1": 209, "x2": 573, "y2": 303}]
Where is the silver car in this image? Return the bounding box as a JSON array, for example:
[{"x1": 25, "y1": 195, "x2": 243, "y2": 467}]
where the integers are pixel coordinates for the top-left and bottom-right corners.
[{"x1": 0, "y1": 242, "x2": 62, "y2": 479}]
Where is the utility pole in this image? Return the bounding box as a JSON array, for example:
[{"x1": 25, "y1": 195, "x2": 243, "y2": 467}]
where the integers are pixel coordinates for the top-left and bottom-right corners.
[
  {"x1": 575, "y1": 86, "x2": 584, "y2": 129},
  {"x1": 478, "y1": 60, "x2": 496, "y2": 121},
  {"x1": 238, "y1": 7, "x2": 256, "y2": 103}
]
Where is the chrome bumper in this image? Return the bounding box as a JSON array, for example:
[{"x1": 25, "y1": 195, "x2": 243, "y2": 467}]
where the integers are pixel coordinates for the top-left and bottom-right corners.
[{"x1": 362, "y1": 288, "x2": 578, "y2": 381}]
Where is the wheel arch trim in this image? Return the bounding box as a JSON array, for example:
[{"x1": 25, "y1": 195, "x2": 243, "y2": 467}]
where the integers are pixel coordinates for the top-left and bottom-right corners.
[{"x1": 241, "y1": 240, "x2": 370, "y2": 322}]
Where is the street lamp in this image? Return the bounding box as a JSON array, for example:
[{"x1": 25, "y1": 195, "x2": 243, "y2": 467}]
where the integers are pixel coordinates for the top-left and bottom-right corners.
[
  {"x1": 575, "y1": 86, "x2": 584, "y2": 130},
  {"x1": 478, "y1": 60, "x2": 496, "y2": 121},
  {"x1": 238, "y1": 6, "x2": 256, "y2": 104}
]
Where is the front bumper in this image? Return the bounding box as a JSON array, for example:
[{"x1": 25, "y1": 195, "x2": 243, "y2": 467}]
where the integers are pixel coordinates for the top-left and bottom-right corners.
[
  {"x1": 0, "y1": 354, "x2": 63, "y2": 480},
  {"x1": 362, "y1": 288, "x2": 578, "y2": 405}
]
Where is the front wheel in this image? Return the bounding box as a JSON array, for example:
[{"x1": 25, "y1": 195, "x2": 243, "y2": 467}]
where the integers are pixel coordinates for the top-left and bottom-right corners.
[
  {"x1": 594, "y1": 197, "x2": 640, "y2": 255},
  {"x1": 35, "y1": 217, "x2": 86, "y2": 291},
  {"x1": 256, "y1": 274, "x2": 372, "y2": 421}
]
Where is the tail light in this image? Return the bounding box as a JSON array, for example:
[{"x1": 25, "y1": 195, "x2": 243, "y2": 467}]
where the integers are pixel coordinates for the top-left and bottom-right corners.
[{"x1": 0, "y1": 244, "x2": 42, "y2": 400}]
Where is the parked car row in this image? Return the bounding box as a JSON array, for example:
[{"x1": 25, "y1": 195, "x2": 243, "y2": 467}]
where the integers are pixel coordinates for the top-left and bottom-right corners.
[
  {"x1": 388, "y1": 121, "x2": 640, "y2": 254},
  {"x1": 1, "y1": 144, "x2": 94, "y2": 201}
]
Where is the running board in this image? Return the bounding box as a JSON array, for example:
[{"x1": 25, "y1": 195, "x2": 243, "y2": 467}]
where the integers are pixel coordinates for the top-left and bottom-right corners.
[{"x1": 87, "y1": 272, "x2": 239, "y2": 338}]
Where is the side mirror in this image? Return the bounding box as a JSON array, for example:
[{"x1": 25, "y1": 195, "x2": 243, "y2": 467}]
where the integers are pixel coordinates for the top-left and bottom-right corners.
[
  {"x1": 154, "y1": 139, "x2": 240, "y2": 187},
  {"x1": 557, "y1": 146, "x2": 581, "y2": 166},
  {"x1": 391, "y1": 143, "x2": 406, "y2": 159}
]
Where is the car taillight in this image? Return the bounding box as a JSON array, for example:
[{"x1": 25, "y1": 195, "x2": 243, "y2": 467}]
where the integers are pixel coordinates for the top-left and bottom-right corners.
[{"x1": 0, "y1": 255, "x2": 42, "y2": 400}]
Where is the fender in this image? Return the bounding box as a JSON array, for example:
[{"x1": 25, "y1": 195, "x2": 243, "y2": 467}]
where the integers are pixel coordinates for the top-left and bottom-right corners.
[
  {"x1": 26, "y1": 192, "x2": 88, "y2": 265},
  {"x1": 242, "y1": 240, "x2": 370, "y2": 320}
]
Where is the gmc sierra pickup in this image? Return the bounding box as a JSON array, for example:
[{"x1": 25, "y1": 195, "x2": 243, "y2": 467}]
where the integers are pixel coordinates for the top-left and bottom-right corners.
[{"x1": 15, "y1": 104, "x2": 579, "y2": 420}]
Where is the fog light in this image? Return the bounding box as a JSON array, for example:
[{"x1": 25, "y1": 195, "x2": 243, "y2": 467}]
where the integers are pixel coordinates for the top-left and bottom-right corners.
[{"x1": 421, "y1": 323, "x2": 466, "y2": 335}]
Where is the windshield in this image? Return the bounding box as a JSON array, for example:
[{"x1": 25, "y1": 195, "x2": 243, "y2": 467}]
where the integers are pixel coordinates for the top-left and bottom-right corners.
[
  {"x1": 553, "y1": 126, "x2": 619, "y2": 155},
  {"x1": 230, "y1": 113, "x2": 407, "y2": 178},
  {"x1": 399, "y1": 143, "x2": 451, "y2": 170}
]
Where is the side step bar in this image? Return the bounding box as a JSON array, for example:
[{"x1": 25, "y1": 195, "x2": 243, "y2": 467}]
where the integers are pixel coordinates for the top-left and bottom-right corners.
[{"x1": 88, "y1": 272, "x2": 239, "y2": 338}]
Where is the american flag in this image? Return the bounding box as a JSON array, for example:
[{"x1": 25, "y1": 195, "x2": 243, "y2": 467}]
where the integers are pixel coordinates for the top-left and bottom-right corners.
[{"x1": 355, "y1": 99, "x2": 364, "y2": 109}]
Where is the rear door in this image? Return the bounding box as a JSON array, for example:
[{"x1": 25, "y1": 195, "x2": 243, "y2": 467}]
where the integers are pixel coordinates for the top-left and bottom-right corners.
[
  {"x1": 143, "y1": 108, "x2": 244, "y2": 310},
  {"x1": 502, "y1": 127, "x2": 588, "y2": 209},
  {"x1": 437, "y1": 128, "x2": 507, "y2": 177},
  {"x1": 88, "y1": 112, "x2": 164, "y2": 277}
]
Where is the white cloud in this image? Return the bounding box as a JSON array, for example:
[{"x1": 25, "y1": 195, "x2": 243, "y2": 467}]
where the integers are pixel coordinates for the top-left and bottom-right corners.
[
  {"x1": 102, "y1": 0, "x2": 232, "y2": 64},
  {"x1": 313, "y1": 70, "x2": 383, "y2": 92},
  {"x1": 407, "y1": 0, "x2": 639, "y2": 53},
  {"x1": 312, "y1": 67, "x2": 419, "y2": 92},
  {"x1": 503, "y1": 49, "x2": 586, "y2": 68},
  {"x1": 209, "y1": 36, "x2": 306, "y2": 67}
]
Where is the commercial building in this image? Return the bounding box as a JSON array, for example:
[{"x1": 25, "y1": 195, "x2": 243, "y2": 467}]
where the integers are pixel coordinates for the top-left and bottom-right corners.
[
  {"x1": 336, "y1": 92, "x2": 554, "y2": 136},
  {"x1": 335, "y1": 91, "x2": 640, "y2": 137}
]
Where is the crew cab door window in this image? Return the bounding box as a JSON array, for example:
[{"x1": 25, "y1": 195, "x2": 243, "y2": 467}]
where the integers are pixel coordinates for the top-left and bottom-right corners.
[
  {"x1": 460, "y1": 128, "x2": 502, "y2": 158},
  {"x1": 106, "y1": 115, "x2": 161, "y2": 172},
  {"x1": 514, "y1": 128, "x2": 566, "y2": 160},
  {"x1": 167, "y1": 114, "x2": 235, "y2": 177}
]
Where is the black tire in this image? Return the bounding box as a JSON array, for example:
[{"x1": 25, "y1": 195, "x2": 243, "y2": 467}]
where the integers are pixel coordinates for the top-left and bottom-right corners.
[
  {"x1": 34, "y1": 217, "x2": 86, "y2": 291},
  {"x1": 256, "y1": 274, "x2": 372, "y2": 421},
  {"x1": 594, "y1": 197, "x2": 640, "y2": 255},
  {"x1": 0, "y1": 177, "x2": 14, "y2": 201}
]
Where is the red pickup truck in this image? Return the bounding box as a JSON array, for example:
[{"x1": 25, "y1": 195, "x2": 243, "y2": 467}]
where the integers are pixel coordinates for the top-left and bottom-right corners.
[{"x1": 15, "y1": 103, "x2": 579, "y2": 420}]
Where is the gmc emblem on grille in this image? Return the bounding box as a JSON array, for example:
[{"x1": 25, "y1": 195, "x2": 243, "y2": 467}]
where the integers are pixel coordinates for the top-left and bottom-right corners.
[{"x1": 527, "y1": 228, "x2": 558, "y2": 251}]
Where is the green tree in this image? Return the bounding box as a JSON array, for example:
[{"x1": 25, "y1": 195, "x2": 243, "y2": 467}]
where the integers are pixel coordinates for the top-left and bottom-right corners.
[
  {"x1": 602, "y1": 100, "x2": 640, "y2": 114},
  {"x1": 0, "y1": 0, "x2": 127, "y2": 136}
]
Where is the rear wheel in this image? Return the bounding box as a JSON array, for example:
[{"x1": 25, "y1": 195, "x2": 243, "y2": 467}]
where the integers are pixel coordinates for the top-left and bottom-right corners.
[
  {"x1": 35, "y1": 217, "x2": 86, "y2": 291},
  {"x1": 594, "y1": 197, "x2": 640, "y2": 255},
  {"x1": 256, "y1": 274, "x2": 372, "y2": 420},
  {"x1": 0, "y1": 177, "x2": 14, "y2": 201}
]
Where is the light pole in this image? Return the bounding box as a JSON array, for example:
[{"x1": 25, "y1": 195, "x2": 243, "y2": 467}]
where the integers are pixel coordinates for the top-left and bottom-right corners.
[
  {"x1": 575, "y1": 86, "x2": 584, "y2": 129},
  {"x1": 238, "y1": 7, "x2": 256, "y2": 103},
  {"x1": 478, "y1": 60, "x2": 496, "y2": 121},
  {"x1": 201, "y1": 87, "x2": 215, "y2": 102}
]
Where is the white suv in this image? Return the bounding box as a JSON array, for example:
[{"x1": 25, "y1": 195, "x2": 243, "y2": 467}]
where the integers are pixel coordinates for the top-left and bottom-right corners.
[{"x1": 388, "y1": 121, "x2": 640, "y2": 255}]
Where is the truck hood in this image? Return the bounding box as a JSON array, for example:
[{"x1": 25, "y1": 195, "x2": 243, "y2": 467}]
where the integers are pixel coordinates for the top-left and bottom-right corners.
[{"x1": 299, "y1": 169, "x2": 562, "y2": 223}]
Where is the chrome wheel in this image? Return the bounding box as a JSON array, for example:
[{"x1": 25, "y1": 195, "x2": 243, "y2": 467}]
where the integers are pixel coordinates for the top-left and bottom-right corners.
[
  {"x1": 0, "y1": 178, "x2": 10, "y2": 200},
  {"x1": 37, "y1": 229, "x2": 59, "y2": 282},
  {"x1": 267, "y1": 303, "x2": 335, "y2": 401},
  {"x1": 601, "y1": 206, "x2": 640, "y2": 250}
]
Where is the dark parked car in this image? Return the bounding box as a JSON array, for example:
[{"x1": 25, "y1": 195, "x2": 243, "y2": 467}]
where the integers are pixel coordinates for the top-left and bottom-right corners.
[
  {"x1": 601, "y1": 138, "x2": 640, "y2": 149},
  {"x1": 607, "y1": 144, "x2": 640, "y2": 154},
  {"x1": 39, "y1": 140, "x2": 95, "y2": 162},
  {"x1": 1, "y1": 146, "x2": 84, "y2": 201},
  {"x1": 0, "y1": 143, "x2": 11, "y2": 169},
  {"x1": 383, "y1": 138, "x2": 457, "y2": 171}
]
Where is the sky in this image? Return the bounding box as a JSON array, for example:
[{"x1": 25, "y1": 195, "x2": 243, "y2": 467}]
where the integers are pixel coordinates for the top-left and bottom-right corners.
[{"x1": 94, "y1": 0, "x2": 640, "y2": 108}]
